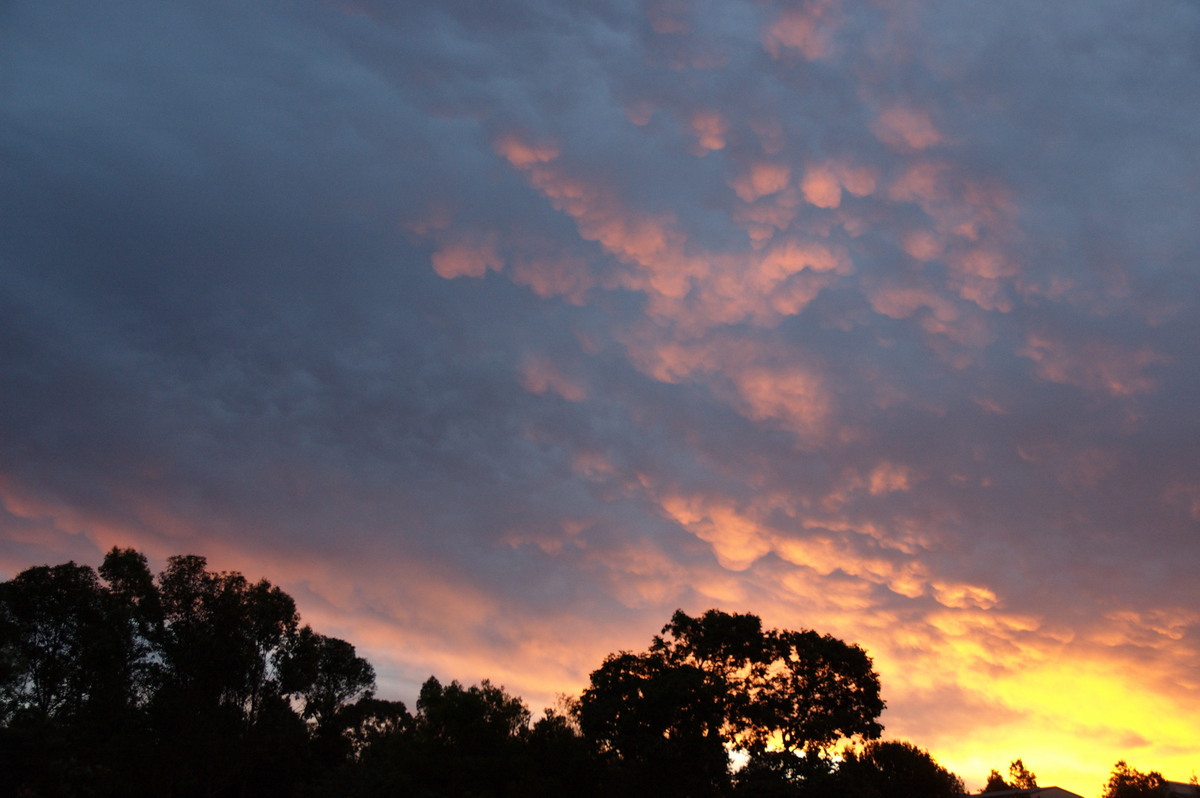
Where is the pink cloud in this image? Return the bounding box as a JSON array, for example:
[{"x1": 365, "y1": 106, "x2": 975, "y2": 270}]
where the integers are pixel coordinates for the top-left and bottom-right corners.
[
  {"x1": 1021, "y1": 332, "x2": 1167, "y2": 396},
  {"x1": 729, "y1": 160, "x2": 792, "y2": 202},
  {"x1": 732, "y1": 194, "x2": 799, "y2": 243},
  {"x1": 730, "y1": 364, "x2": 832, "y2": 438},
  {"x1": 749, "y1": 116, "x2": 787, "y2": 155},
  {"x1": 902, "y1": 229, "x2": 944, "y2": 262},
  {"x1": 660, "y1": 494, "x2": 774, "y2": 571},
  {"x1": 430, "y1": 234, "x2": 504, "y2": 279},
  {"x1": 873, "y1": 105, "x2": 944, "y2": 151},
  {"x1": 800, "y1": 163, "x2": 842, "y2": 209},
  {"x1": 688, "y1": 109, "x2": 730, "y2": 153},
  {"x1": 646, "y1": 0, "x2": 691, "y2": 35},
  {"x1": 763, "y1": 2, "x2": 841, "y2": 61},
  {"x1": 494, "y1": 135, "x2": 560, "y2": 168},
  {"x1": 519, "y1": 356, "x2": 588, "y2": 402},
  {"x1": 624, "y1": 98, "x2": 656, "y2": 126},
  {"x1": 868, "y1": 462, "x2": 914, "y2": 495},
  {"x1": 757, "y1": 237, "x2": 848, "y2": 282},
  {"x1": 836, "y1": 162, "x2": 879, "y2": 197}
]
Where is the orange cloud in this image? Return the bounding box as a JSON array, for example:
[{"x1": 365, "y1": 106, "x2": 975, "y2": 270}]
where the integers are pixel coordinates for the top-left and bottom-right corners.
[
  {"x1": 660, "y1": 494, "x2": 773, "y2": 571},
  {"x1": 930, "y1": 582, "x2": 999, "y2": 611},
  {"x1": 495, "y1": 134, "x2": 860, "y2": 334}
]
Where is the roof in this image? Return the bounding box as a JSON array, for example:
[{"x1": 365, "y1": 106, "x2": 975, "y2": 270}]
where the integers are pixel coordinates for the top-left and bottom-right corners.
[{"x1": 968, "y1": 789, "x2": 1084, "y2": 798}]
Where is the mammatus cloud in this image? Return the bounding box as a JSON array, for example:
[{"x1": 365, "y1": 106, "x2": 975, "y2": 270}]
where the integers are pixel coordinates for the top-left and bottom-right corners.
[{"x1": 2, "y1": 0, "x2": 1199, "y2": 793}]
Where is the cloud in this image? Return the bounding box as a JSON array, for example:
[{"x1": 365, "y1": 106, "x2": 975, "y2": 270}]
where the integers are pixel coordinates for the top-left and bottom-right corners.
[
  {"x1": 3, "y1": 0, "x2": 1200, "y2": 793},
  {"x1": 762, "y1": 2, "x2": 841, "y2": 62},
  {"x1": 873, "y1": 105, "x2": 945, "y2": 152},
  {"x1": 431, "y1": 234, "x2": 505, "y2": 279}
]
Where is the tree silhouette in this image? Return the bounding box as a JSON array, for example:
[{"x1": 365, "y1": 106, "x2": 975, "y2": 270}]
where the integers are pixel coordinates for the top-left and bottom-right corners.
[
  {"x1": 0, "y1": 548, "x2": 378, "y2": 797},
  {"x1": 837, "y1": 740, "x2": 965, "y2": 798},
  {"x1": 1009, "y1": 759, "x2": 1038, "y2": 789},
  {"x1": 0, "y1": 560, "x2": 144, "y2": 725},
  {"x1": 984, "y1": 758, "x2": 1039, "y2": 792},
  {"x1": 579, "y1": 649, "x2": 730, "y2": 796},
  {"x1": 285, "y1": 626, "x2": 376, "y2": 729},
  {"x1": 0, "y1": 551, "x2": 996, "y2": 798},
  {"x1": 1102, "y1": 761, "x2": 1170, "y2": 798},
  {"x1": 984, "y1": 769, "x2": 1012, "y2": 791},
  {"x1": 577, "y1": 608, "x2": 884, "y2": 795}
]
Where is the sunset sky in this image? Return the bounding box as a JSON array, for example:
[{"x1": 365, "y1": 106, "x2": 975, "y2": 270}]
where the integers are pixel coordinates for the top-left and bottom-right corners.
[{"x1": 3, "y1": 0, "x2": 1199, "y2": 793}]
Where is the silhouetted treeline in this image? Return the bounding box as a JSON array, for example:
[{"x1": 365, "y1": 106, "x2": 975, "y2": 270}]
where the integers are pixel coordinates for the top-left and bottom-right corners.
[{"x1": 1, "y1": 548, "x2": 970, "y2": 797}]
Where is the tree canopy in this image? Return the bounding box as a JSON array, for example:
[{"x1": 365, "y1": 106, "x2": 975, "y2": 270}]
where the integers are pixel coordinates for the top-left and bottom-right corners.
[
  {"x1": 576, "y1": 608, "x2": 885, "y2": 794},
  {"x1": 0, "y1": 548, "x2": 993, "y2": 797},
  {"x1": 1102, "y1": 761, "x2": 1171, "y2": 798},
  {"x1": 984, "y1": 758, "x2": 1039, "y2": 792},
  {"x1": 0, "y1": 547, "x2": 375, "y2": 796}
]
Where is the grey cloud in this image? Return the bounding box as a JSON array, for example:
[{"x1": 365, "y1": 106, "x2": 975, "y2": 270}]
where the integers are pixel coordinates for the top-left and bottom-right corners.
[{"x1": 3, "y1": 0, "x2": 1200, "y2": 785}]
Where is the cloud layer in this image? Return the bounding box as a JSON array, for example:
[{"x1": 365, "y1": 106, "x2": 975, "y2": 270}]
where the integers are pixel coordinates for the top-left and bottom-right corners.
[{"x1": 3, "y1": 0, "x2": 1199, "y2": 791}]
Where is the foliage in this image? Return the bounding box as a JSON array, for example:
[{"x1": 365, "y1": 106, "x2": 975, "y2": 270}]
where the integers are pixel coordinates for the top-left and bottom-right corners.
[
  {"x1": 577, "y1": 608, "x2": 885, "y2": 795},
  {"x1": 1102, "y1": 761, "x2": 1171, "y2": 798},
  {"x1": 982, "y1": 758, "x2": 1039, "y2": 792},
  {"x1": 837, "y1": 740, "x2": 965, "y2": 798},
  {"x1": 1009, "y1": 759, "x2": 1039, "y2": 789},
  {"x1": 984, "y1": 758, "x2": 1039, "y2": 792},
  {"x1": 0, "y1": 547, "x2": 375, "y2": 797},
  {"x1": 0, "y1": 552, "x2": 1000, "y2": 798},
  {"x1": 984, "y1": 769, "x2": 1011, "y2": 791}
]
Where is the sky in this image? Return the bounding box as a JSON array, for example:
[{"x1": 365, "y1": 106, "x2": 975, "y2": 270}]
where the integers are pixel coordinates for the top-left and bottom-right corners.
[{"x1": 2, "y1": 0, "x2": 1199, "y2": 792}]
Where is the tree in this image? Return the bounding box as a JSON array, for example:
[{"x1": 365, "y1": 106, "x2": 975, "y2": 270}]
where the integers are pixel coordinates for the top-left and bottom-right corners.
[
  {"x1": 0, "y1": 560, "x2": 140, "y2": 796},
  {"x1": 415, "y1": 676, "x2": 531, "y2": 751},
  {"x1": 337, "y1": 696, "x2": 412, "y2": 760},
  {"x1": 155, "y1": 553, "x2": 301, "y2": 724},
  {"x1": 283, "y1": 626, "x2": 376, "y2": 730},
  {"x1": 408, "y1": 676, "x2": 534, "y2": 796},
  {"x1": 578, "y1": 649, "x2": 730, "y2": 796},
  {"x1": 1009, "y1": 759, "x2": 1038, "y2": 789},
  {"x1": 984, "y1": 759, "x2": 1038, "y2": 792},
  {"x1": 753, "y1": 628, "x2": 884, "y2": 756},
  {"x1": 984, "y1": 769, "x2": 1011, "y2": 792},
  {"x1": 0, "y1": 547, "x2": 386, "y2": 796},
  {"x1": 837, "y1": 740, "x2": 965, "y2": 798},
  {"x1": 96, "y1": 547, "x2": 163, "y2": 714},
  {"x1": 577, "y1": 609, "x2": 884, "y2": 794},
  {"x1": 0, "y1": 561, "x2": 112, "y2": 723},
  {"x1": 1102, "y1": 761, "x2": 1170, "y2": 798}
]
